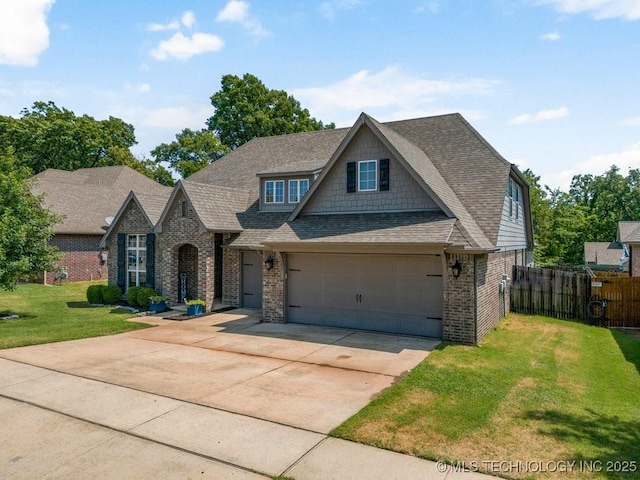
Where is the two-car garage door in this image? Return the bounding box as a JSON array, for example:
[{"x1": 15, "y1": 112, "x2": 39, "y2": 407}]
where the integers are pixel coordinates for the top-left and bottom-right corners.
[{"x1": 287, "y1": 254, "x2": 443, "y2": 338}]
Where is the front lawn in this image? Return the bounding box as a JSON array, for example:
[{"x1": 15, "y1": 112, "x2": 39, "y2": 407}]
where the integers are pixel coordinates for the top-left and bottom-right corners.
[
  {"x1": 332, "y1": 314, "x2": 640, "y2": 479},
  {"x1": 0, "y1": 281, "x2": 150, "y2": 349}
]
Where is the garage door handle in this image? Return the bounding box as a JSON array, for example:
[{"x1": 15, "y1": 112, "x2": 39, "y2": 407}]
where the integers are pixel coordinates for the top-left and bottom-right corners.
[{"x1": 355, "y1": 294, "x2": 362, "y2": 303}]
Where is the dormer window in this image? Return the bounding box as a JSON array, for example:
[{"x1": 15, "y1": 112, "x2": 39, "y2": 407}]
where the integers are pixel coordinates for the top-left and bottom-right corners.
[
  {"x1": 289, "y1": 179, "x2": 309, "y2": 203},
  {"x1": 265, "y1": 180, "x2": 284, "y2": 203},
  {"x1": 358, "y1": 160, "x2": 377, "y2": 191}
]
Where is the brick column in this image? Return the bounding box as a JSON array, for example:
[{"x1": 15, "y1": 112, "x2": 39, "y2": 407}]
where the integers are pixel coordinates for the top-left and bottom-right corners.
[
  {"x1": 443, "y1": 253, "x2": 476, "y2": 344},
  {"x1": 262, "y1": 252, "x2": 284, "y2": 323}
]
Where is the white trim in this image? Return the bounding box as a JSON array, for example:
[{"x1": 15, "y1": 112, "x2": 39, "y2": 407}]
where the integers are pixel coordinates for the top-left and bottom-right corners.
[
  {"x1": 126, "y1": 234, "x2": 147, "y2": 288},
  {"x1": 264, "y1": 180, "x2": 285, "y2": 204},
  {"x1": 357, "y1": 160, "x2": 377, "y2": 192},
  {"x1": 288, "y1": 178, "x2": 309, "y2": 204}
]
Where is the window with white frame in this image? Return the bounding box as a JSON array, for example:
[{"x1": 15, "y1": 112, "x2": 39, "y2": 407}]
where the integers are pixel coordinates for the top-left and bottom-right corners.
[
  {"x1": 508, "y1": 179, "x2": 520, "y2": 221},
  {"x1": 288, "y1": 179, "x2": 309, "y2": 203},
  {"x1": 265, "y1": 180, "x2": 284, "y2": 203},
  {"x1": 358, "y1": 160, "x2": 377, "y2": 191},
  {"x1": 127, "y1": 234, "x2": 146, "y2": 288}
]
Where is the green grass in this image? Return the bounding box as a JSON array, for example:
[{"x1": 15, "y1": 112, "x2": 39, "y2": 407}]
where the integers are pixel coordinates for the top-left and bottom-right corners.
[
  {"x1": 0, "y1": 281, "x2": 150, "y2": 349},
  {"x1": 331, "y1": 314, "x2": 640, "y2": 479}
]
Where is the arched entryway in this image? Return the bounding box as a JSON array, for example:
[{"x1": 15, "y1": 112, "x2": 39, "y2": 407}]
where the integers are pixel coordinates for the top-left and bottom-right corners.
[{"x1": 177, "y1": 244, "x2": 198, "y2": 302}]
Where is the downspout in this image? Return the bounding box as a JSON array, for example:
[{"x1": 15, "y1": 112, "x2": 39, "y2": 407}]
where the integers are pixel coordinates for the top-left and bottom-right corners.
[{"x1": 473, "y1": 255, "x2": 478, "y2": 344}]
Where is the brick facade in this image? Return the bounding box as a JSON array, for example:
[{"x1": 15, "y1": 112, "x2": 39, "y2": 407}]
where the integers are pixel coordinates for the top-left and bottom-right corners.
[
  {"x1": 442, "y1": 250, "x2": 527, "y2": 344},
  {"x1": 157, "y1": 191, "x2": 217, "y2": 310},
  {"x1": 262, "y1": 251, "x2": 284, "y2": 322},
  {"x1": 222, "y1": 247, "x2": 241, "y2": 307},
  {"x1": 45, "y1": 234, "x2": 106, "y2": 283},
  {"x1": 105, "y1": 200, "x2": 155, "y2": 289}
]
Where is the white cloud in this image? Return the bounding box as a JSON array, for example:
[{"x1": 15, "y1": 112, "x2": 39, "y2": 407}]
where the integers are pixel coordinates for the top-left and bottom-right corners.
[
  {"x1": 0, "y1": 0, "x2": 55, "y2": 66},
  {"x1": 217, "y1": 0, "x2": 249, "y2": 22},
  {"x1": 147, "y1": 11, "x2": 195, "y2": 32},
  {"x1": 318, "y1": 0, "x2": 364, "y2": 20},
  {"x1": 542, "y1": 31, "x2": 561, "y2": 40},
  {"x1": 621, "y1": 116, "x2": 640, "y2": 126},
  {"x1": 293, "y1": 66, "x2": 498, "y2": 126},
  {"x1": 150, "y1": 32, "x2": 224, "y2": 60},
  {"x1": 540, "y1": 0, "x2": 640, "y2": 20},
  {"x1": 510, "y1": 107, "x2": 568, "y2": 124},
  {"x1": 414, "y1": 2, "x2": 441, "y2": 14},
  {"x1": 216, "y1": 0, "x2": 269, "y2": 37},
  {"x1": 124, "y1": 83, "x2": 150, "y2": 93},
  {"x1": 545, "y1": 141, "x2": 640, "y2": 190},
  {"x1": 181, "y1": 11, "x2": 195, "y2": 28},
  {"x1": 140, "y1": 106, "x2": 214, "y2": 129}
]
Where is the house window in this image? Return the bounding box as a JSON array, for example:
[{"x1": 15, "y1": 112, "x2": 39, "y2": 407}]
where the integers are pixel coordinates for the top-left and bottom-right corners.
[
  {"x1": 358, "y1": 160, "x2": 377, "y2": 192},
  {"x1": 289, "y1": 179, "x2": 309, "y2": 203},
  {"x1": 181, "y1": 200, "x2": 187, "y2": 217},
  {"x1": 127, "y1": 234, "x2": 146, "y2": 288},
  {"x1": 265, "y1": 180, "x2": 284, "y2": 203}
]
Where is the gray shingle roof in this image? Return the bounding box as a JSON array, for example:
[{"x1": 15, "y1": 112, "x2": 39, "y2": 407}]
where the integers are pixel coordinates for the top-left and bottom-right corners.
[
  {"x1": 584, "y1": 242, "x2": 624, "y2": 265},
  {"x1": 161, "y1": 113, "x2": 520, "y2": 250},
  {"x1": 30, "y1": 166, "x2": 170, "y2": 234},
  {"x1": 224, "y1": 203, "x2": 291, "y2": 248},
  {"x1": 179, "y1": 180, "x2": 253, "y2": 231},
  {"x1": 618, "y1": 221, "x2": 640, "y2": 243},
  {"x1": 264, "y1": 212, "x2": 463, "y2": 246}
]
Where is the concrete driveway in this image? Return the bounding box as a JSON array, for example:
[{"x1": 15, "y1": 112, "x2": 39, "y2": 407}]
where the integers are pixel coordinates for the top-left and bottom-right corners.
[
  {"x1": 0, "y1": 310, "x2": 502, "y2": 479},
  {"x1": 1, "y1": 309, "x2": 440, "y2": 433}
]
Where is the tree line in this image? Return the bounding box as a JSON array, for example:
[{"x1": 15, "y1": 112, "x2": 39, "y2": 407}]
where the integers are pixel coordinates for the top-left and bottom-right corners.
[{"x1": 524, "y1": 166, "x2": 640, "y2": 267}]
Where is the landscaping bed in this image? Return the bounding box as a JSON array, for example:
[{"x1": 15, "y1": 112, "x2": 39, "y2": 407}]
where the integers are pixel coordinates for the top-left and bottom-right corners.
[{"x1": 332, "y1": 314, "x2": 640, "y2": 479}]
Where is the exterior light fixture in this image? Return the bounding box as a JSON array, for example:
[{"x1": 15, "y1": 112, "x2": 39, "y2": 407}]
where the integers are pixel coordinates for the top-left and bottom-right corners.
[
  {"x1": 451, "y1": 259, "x2": 462, "y2": 279},
  {"x1": 264, "y1": 256, "x2": 274, "y2": 271}
]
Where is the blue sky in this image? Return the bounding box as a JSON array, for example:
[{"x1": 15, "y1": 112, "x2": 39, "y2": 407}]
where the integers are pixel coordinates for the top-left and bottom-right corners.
[{"x1": 1, "y1": 0, "x2": 639, "y2": 189}]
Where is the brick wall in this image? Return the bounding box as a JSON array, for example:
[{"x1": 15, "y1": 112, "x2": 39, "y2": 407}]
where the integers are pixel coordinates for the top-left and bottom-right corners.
[
  {"x1": 222, "y1": 247, "x2": 240, "y2": 307},
  {"x1": 443, "y1": 253, "x2": 476, "y2": 344},
  {"x1": 262, "y1": 251, "x2": 284, "y2": 322},
  {"x1": 47, "y1": 234, "x2": 106, "y2": 283},
  {"x1": 105, "y1": 200, "x2": 154, "y2": 289},
  {"x1": 157, "y1": 191, "x2": 216, "y2": 309},
  {"x1": 443, "y1": 250, "x2": 523, "y2": 344}
]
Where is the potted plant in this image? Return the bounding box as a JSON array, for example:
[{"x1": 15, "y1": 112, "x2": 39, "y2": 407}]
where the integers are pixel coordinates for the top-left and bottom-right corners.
[
  {"x1": 185, "y1": 298, "x2": 206, "y2": 316},
  {"x1": 149, "y1": 295, "x2": 167, "y2": 313}
]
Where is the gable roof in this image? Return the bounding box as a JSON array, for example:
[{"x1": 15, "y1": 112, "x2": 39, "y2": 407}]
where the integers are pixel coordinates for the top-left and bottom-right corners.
[
  {"x1": 618, "y1": 221, "x2": 640, "y2": 243},
  {"x1": 30, "y1": 166, "x2": 170, "y2": 235},
  {"x1": 584, "y1": 242, "x2": 624, "y2": 265},
  {"x1": 289, "y1": 113, "x2": 493, "y2": 249},
  {"x1": 155, "y1": 180, "x2": 252, "y2": 234},
  {"x1": 99, "y1": 189, "x2": 173, "y2": 248}
]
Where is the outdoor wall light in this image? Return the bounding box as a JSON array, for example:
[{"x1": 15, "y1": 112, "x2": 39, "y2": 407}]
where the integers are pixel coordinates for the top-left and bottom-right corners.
[
  {"x1": 451, "y1": 259, "x2": 462, "y2": 279},
  {"x1": 264, "y1": 256, "x2": 274, "y2": 271}
]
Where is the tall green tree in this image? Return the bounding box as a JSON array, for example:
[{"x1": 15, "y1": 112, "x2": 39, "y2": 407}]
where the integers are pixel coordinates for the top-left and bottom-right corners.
[
  {"x1": 0, "y1": 149, "x2": 61, "y2": 290},
  {"x1": 207, "y1": 73, "x2": 335, "y2": 149},
  {"x1": 151, "y1": 128, "x2": 228, "y2": 179},
  {"x1": 0, "y1": 101, "x2": 172, "y2": 184}
]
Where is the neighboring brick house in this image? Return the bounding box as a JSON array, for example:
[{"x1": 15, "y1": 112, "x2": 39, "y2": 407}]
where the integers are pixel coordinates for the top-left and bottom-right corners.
[
  {"x1": 29, "y1": 166, "x2": 171, "y2": 283},
  {"x1": 617, "y1": 221, "x2": 640, "y2": 276},
  {"x1": 102, "y1": 113, "x2": 534, "y2": 344}
]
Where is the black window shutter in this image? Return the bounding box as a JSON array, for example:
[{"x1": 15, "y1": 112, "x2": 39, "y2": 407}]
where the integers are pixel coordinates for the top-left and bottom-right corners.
[
  {"x1": 346, "y1": 162, "x2": 356, "y2": 193},
  {"x1": 379, "y1": 158, "x2": 390, "y2": 191},
  {"x1": 146, "y1": 233, "x2": 155, "y2": 288},
  {"x1": 117, "y1": 233, "x2": 126, "y2": 292}
]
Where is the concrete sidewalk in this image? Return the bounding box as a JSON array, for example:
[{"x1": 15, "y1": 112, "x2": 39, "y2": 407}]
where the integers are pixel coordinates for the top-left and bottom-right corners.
[{"x1": 0, "y1": 358, "x2": 496, "y2": 479}]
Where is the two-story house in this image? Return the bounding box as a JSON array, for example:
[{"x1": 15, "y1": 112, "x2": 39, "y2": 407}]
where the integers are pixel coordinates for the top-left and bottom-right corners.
[{"x1": 101, "y1": 113, "x2": 533, "y2": 344}]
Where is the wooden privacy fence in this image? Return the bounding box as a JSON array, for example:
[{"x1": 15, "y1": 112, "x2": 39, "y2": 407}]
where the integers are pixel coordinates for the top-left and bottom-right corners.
[
  {"x1": 511, "y1": 266, "x2": 640, "y2": 327},
  {"x1": 591, "y1": 276, "x2": 640, "y2": 328},
  {"x1": 510, "y1": 266, "x2": 591, "y2": 320}
]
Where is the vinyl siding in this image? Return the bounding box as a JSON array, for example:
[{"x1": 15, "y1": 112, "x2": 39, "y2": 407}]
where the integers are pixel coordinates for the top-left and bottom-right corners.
[
  {"x1": 302, "y1": 126, "x2": 440, "y2": 215},
  {"x1": 496, "y1": 180, "x2": 527, "y2": 251}
]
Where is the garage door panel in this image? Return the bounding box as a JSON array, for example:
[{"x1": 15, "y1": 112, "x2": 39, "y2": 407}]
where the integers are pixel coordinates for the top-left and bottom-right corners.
[{"x1": 287, "y1": 254, "x2": 443, "y2": 338}]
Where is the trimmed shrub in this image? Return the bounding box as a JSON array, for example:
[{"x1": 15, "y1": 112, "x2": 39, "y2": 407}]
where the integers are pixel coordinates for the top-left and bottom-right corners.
[
  {"x1": 136, "y1": 287, "x2": 156, "y2": 310},
  {"x1": 126, "y1": 286, "x2": 140, "y2": 307},
  {"x1": 102, "y1": 285, "x2": 122, "y2": 305},
  {"x1": 86, "y1": 285, "x2": 105, "y2": 304}
]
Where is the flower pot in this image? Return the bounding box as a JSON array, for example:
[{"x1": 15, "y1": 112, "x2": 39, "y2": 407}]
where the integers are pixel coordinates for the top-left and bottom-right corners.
[
  {"x1": 186, "y1": 304, "x2": 204, "y2": 316},
  {"x1": 149, "y1": 300, "x2": 166, "y2": 313}
]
